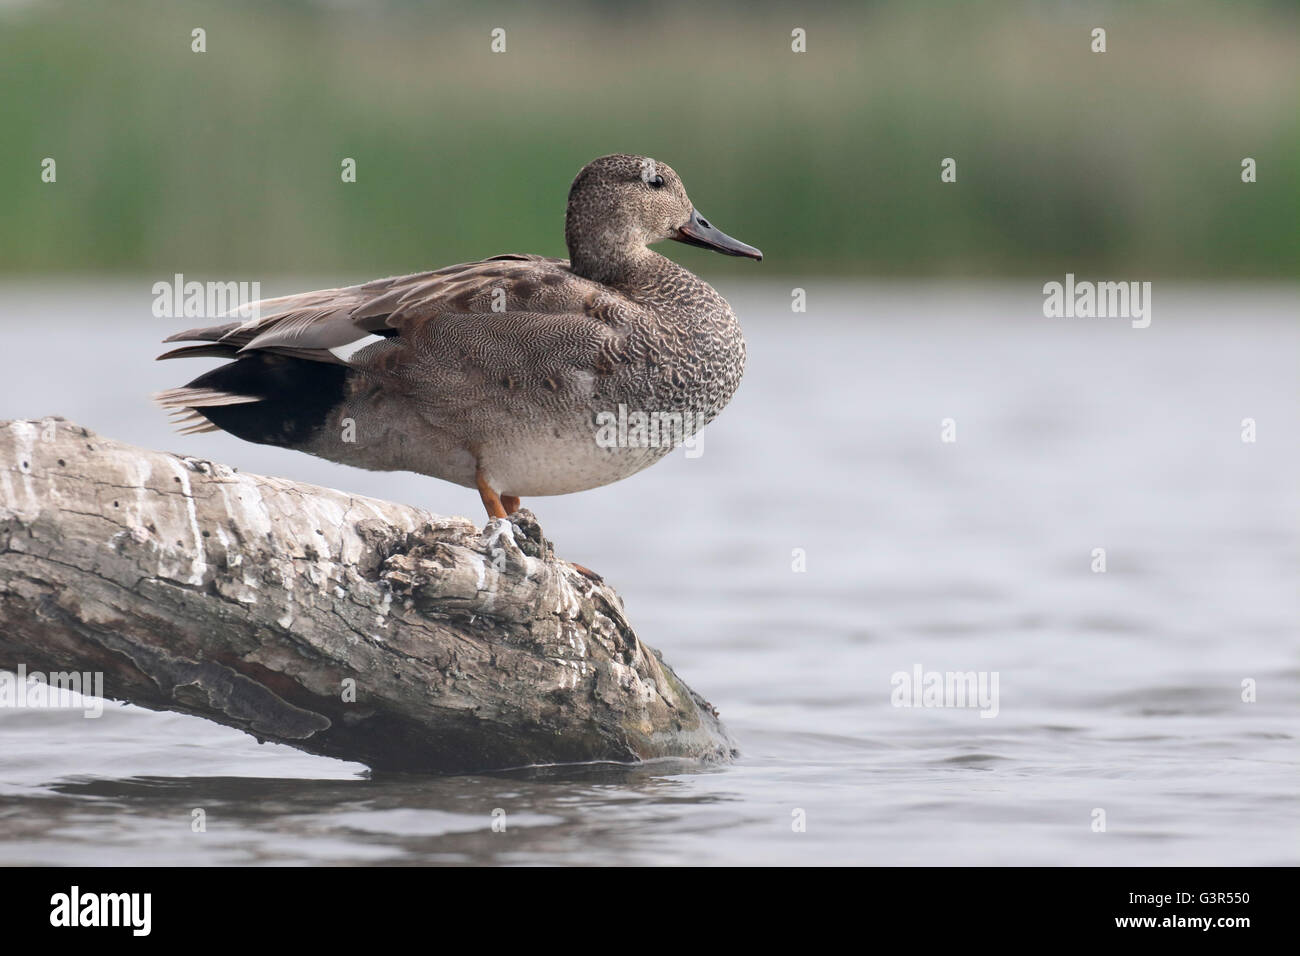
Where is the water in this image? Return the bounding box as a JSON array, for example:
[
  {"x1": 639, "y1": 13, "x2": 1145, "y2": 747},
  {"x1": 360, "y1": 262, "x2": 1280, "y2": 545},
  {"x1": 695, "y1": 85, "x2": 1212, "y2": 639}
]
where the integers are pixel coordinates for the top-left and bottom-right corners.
[{"x1": 1, "y1": 280, "x2": 1296, "y2": 865}]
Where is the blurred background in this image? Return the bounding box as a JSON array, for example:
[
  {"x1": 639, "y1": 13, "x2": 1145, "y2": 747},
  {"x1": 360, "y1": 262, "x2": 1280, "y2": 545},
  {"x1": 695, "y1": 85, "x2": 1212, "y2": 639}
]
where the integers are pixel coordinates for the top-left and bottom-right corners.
[
  {"x1": 1, "y1": 0, "x2": 1296, "y2": 278},
  {"x1": 1, "y1": 0, "x2": 1296, "y2": 866}
]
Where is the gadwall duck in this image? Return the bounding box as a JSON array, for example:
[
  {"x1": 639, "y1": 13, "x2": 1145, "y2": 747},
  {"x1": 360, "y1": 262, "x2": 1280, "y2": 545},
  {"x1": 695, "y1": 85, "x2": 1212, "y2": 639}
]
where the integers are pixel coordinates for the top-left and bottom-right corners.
[{"x1": 156, "y1": 154, "x2": 762, "y2": 524}]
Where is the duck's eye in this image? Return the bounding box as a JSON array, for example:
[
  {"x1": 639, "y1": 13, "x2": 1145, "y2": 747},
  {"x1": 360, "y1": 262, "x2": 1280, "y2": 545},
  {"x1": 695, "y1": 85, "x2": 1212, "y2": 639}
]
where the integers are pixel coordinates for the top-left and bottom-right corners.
[{"x1": 648, "y1": 174, "x2": 665, "y2": 188}]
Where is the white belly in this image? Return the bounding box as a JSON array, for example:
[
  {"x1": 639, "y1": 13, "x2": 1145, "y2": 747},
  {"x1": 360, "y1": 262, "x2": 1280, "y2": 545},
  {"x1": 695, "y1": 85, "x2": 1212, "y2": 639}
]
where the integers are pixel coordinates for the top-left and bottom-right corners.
[{"x1": 479, "y1": 430, "x2": 671, "y2": 497}]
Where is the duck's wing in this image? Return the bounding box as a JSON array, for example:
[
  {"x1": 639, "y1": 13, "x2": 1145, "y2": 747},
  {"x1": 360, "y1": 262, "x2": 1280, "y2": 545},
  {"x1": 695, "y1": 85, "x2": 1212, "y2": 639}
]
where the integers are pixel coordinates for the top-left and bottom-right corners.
[
  {"x1": 158, "y1": 255, "x2": 581, "y2": 357},
  {"x1": 156, "y1": 255, "x2": 635, "y2": 430}
]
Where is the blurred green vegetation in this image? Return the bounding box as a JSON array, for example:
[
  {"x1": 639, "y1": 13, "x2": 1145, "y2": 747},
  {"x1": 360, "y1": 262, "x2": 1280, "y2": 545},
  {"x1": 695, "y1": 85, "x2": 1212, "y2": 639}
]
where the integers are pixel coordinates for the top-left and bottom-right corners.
[{"x1": 1, "y1": 0, "x2": 1296, "y2": 277}]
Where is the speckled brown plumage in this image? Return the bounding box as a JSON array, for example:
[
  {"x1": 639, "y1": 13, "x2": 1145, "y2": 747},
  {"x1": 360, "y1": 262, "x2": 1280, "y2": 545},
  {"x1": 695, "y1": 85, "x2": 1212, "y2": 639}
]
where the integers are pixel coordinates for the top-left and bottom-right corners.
[{"x1": 155, "y1": 154, "x2": 762, "y2": 518}]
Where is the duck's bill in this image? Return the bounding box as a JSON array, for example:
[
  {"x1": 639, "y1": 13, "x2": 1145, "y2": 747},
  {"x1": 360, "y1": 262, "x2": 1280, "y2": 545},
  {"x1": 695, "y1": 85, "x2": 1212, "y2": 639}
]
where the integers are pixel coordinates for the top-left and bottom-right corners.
[{"x1": 672, "y1": 209, "x2": 763, "y2": 261}]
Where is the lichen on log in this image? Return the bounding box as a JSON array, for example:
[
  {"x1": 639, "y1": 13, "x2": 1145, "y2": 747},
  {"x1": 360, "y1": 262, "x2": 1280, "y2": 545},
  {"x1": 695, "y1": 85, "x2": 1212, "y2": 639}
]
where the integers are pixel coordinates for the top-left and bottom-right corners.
[{"x1": 0, "y1": 418, "x2": 734, "y2": 773}]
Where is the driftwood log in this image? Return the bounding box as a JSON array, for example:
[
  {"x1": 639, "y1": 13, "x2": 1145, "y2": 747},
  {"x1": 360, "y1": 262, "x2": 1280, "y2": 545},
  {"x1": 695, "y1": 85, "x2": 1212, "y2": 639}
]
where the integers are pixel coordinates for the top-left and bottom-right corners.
[{"x1": 0, "y1": 418, "x2": 733, "y2": 773}]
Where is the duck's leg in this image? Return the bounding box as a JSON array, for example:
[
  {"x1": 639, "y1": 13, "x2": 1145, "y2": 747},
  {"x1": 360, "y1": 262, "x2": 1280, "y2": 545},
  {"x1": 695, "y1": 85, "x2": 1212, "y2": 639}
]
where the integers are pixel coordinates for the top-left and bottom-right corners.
[
  {"x1": 475, "y1": 468, "x2": 508, "y2": 520},
  {"x1": 477, "y1": 476, "x2": 602, "y2": 582}
]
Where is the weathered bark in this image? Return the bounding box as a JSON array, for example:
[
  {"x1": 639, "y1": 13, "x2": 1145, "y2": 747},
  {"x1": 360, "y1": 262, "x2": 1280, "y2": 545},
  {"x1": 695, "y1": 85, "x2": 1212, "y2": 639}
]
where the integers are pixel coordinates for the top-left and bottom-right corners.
[{"x1": 0, "y1": 418, "x2": 734, "y2": 773}]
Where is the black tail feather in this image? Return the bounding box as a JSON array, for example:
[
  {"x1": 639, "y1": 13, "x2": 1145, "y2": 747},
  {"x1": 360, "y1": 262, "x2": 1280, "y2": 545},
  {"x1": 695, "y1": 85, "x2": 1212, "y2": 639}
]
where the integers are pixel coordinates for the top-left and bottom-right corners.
[{"x1": 172, "y1": 354, "x2": 349, "y2": 448}]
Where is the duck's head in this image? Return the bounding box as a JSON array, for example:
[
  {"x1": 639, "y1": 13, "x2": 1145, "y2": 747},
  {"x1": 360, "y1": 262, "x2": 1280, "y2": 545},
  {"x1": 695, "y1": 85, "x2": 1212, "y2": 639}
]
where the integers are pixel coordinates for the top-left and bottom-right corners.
[{"x1": 565, "y1": 154, "x2": 762, "y2": 281}]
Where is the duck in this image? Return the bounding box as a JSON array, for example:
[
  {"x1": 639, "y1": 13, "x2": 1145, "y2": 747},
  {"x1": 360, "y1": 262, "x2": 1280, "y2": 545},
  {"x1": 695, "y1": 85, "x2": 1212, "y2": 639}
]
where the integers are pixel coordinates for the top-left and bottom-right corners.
[{"x1": 156, "y1": 154, "x2": 762, "y2": 528}]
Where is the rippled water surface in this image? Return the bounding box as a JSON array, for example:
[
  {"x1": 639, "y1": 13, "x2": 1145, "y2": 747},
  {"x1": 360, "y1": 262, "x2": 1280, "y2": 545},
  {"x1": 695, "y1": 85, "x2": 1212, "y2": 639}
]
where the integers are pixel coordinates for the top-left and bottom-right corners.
[{"x1": 1, "y1": 281, "x2": 1296, "y2": 865}]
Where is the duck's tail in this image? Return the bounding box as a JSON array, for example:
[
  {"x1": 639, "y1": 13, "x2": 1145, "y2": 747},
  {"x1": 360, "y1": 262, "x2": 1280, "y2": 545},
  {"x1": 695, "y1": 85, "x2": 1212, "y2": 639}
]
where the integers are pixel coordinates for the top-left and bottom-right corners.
[{"x1": 155, "y1": 326, "x2": 350, "y2": 448}]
